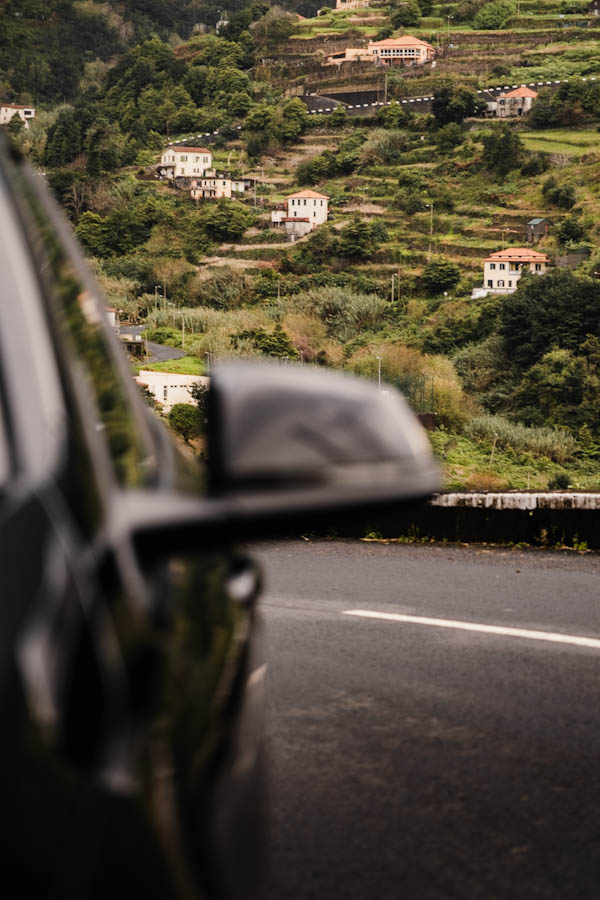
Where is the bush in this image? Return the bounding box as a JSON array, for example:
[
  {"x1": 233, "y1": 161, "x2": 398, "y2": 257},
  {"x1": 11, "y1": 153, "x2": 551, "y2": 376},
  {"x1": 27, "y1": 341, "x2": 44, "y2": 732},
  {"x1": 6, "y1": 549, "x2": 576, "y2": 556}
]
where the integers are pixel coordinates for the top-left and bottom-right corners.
[
  {"x1": 464, "y1": 415, "x2": 577, "y2": 464},
  {"x1": 168, "y1": 403, "x2": 202, "y2": 443},
  {"x1": 473, "y1": 0, "x2": 515, "y2": 29},
  {"x1": 548, "y1": 472, "x2": 570, "y2": 490},
  {"x1": 421, "y1": 257, "x2": 461, "y2": 295}
]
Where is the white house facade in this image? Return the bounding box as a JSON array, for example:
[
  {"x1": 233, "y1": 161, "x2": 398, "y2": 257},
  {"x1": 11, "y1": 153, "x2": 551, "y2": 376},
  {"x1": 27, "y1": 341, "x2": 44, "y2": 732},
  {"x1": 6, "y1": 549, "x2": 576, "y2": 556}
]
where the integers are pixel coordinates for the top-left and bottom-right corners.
[
  {"x1": 286, "y1": 189, "x2": 329, "y2": 226},
  {"x1": 484, "y1": 86, "x2": 537, "y2": 118},
  {"x1": 190, "y1": 171, "x2": 251, "y2": 200},
  {"x1": 158, "y1": 146, "x2": 212, "y2": 179},
  {"x1": 335, "y1": 0, "x2": 370, "y2": 8},
  {"x1": 0, "y1": 103, "x2": 36, "y2": 128},
  {"x1": 135, "y1": 371, "x2": 209, "y2": 412},
  {"x1": 479, "y1": 248, "x2": 551, "y2": 295},
  {"x1": 367, "y1": 36, "x2": 435, "y2": 65}
]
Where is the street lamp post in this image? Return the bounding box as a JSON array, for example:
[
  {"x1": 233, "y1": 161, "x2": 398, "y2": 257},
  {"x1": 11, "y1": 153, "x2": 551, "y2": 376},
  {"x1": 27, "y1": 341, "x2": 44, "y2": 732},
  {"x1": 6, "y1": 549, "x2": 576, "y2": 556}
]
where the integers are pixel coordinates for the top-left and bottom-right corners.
[
  {"x1": 391, "y1": 272, "x2": 395, "y2": 303},
  {"x1": 154, "y1": 285, "x2": 160, "y2": 312},
  {"x1": 446, "y1": 14, "x2": 453, "y2": 43},
  {"x1": 426, "y1": 202, "x2": 434, "y2": 261},
  {"x1": 376, "y1": 355, "x2": 382, "y2": 390}
]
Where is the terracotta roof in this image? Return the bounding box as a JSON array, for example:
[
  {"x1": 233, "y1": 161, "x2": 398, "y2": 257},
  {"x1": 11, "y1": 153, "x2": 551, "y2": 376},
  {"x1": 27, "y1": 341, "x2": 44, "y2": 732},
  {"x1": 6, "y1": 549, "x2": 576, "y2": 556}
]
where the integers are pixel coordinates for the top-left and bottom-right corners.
[
  {"x1": 283, "y1": 217, "x2": 310, "y2": 222},
  {"x1": 504, "y1": 86, "x2": 538, "y2": 99},
  {"x1": 287, "y1": 189, "x2": 329, "y2": 199},
  {"x1": 1, "y1": 102, "x2": 34, "y2": 110},
  {"x1": 171, "y1": 146, "x2": 212, "y2": 154},
  {"x1": 485, "y1": 248, "x2": 550, "y2": 263},
  {"x1": 368, "y1": 35, "x2": 433, "y2": 49}
]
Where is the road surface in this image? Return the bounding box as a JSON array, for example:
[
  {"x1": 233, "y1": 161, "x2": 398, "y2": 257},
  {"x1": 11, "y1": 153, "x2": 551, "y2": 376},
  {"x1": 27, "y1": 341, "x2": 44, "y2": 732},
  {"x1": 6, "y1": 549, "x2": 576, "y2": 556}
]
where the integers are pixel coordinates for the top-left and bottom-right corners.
[{"x1": 254, "y1": 540, "x2": 600, "y2": 900}]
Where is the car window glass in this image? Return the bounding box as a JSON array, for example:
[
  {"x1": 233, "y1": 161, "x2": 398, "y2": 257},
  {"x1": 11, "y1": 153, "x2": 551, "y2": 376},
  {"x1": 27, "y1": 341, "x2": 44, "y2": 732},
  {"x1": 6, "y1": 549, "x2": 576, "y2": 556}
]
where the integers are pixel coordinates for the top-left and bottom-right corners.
[{"x1": 13, "y1": 166, "x2": 155, "y2": 489}]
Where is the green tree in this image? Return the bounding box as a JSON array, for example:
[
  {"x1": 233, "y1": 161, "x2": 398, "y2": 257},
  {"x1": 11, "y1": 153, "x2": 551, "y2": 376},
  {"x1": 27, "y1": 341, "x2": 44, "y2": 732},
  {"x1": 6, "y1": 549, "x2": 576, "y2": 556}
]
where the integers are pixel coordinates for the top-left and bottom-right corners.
[
  {"x1": 278, "y1": 98, "x2": 309, "y2": 143},
  {"x1": 44, "y1": 107, "x2": 82, "y2": 167},
  {"x1": 558, "y1": 216, "x2": 585, "y2": 245},
  {"x1": 432, "y1": 86, "x2": 484, "y2": 126},
  {"x1": 338, "y1": 220, "x2": 377, "y2": 260},
  {"x1": 482, "y1": 124, "x2": 523, "y2": 179},
  {"x1": 421, "y1": 257, "x2": 461, "y2": 294},
  {"x1": 168, "y1": 403, "x2": 202, "y2": 443},
  {"x1": 500, "y1": 269, "x2": 600, "y2": 372},
  {"x1": 391, "y1": 0, "x2": 422, "y2": 27},
  {"x1": 473, "y1": 0, "x2": 515, "y2": 29},
  {"x1": 200, "y1": 199, "x2": 256, "y2": 242}
]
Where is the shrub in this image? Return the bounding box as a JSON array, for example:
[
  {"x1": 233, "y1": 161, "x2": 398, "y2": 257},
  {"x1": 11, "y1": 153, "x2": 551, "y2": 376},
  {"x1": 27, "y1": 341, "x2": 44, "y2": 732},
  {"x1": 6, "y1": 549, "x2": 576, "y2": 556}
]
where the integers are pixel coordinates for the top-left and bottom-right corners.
[
  {"x1": 421, "y1": 257, "x2": 461, "y2": 295},
  {"x1": 168, "y1": 403, "x2": 202, "y2": 443},
  {"x1": 548, "y1": 472, "x2": 570, "y2": 490},
  {"x1": 473, "y1": 1, "x2": 515, "y2": 29},
  {"x1": 464, "y1": 415, "x2": 577, "y2": 464}
]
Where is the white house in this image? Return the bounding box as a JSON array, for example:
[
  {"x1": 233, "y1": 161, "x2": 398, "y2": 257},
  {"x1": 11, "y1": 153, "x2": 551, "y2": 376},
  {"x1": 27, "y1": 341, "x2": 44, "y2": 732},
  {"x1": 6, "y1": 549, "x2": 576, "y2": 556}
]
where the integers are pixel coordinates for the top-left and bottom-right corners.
[
  {"x1": 158, "y1": 146, "x2": 213, "y2": 179},
  {"x1": 0, "y1": 103, "x2": 36, "y2": 128},
  {"x1": 135, "y1": 371, "x2": 209, "y2": 412},
  {"x1": 484, "y1": 86, "x2": 538, "y2": 118},
  {"x1": 190, "y1": 171, "x2": 252, "y2": 200},
  {"x1": 367, "y1": 36, "x2": 435, "y2": 66},
  {"x1": 335, "y1": 0, "x2": 370, "y2": 8},
  {"x1": 285, "y1": 189, "x2": 329, "y2": 227},
  {"x1": 477, "y1": 247, "x2": 551, "y2": 296}
]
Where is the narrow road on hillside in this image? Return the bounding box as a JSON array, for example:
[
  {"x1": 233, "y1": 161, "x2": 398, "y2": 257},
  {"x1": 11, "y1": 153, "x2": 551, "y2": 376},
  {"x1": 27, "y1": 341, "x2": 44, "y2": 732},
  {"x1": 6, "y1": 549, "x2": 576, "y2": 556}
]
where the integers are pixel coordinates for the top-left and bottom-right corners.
[{"x1": 253, "y1": 540, "x2": 600, "y2": 900}]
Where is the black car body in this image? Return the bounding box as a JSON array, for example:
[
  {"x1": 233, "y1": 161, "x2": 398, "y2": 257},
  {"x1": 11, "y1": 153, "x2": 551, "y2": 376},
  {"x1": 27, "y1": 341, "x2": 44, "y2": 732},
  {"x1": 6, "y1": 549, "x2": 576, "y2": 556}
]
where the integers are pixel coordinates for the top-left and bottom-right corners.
[{"x1": 0, "y1": 137, "x2": 439, "y2": 899}]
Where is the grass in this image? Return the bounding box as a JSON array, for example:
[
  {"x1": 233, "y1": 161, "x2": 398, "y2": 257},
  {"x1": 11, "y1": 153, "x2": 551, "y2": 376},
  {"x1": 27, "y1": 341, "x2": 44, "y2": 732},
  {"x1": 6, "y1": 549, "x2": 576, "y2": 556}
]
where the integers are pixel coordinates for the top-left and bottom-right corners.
[
  {"x1": 133, "y1": 356, "x2": 206, "y2": 375},
  {"x1": 520, "y1": 129, "x2": 600, "y2": 156}
]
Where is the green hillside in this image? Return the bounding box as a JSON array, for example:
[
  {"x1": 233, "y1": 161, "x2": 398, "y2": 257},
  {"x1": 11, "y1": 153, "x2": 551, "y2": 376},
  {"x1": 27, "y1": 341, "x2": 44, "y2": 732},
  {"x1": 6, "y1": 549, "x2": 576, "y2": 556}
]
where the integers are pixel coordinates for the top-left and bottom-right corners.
[{"x1": 3, "y1": 0, "x2": 600, "y2": 490}]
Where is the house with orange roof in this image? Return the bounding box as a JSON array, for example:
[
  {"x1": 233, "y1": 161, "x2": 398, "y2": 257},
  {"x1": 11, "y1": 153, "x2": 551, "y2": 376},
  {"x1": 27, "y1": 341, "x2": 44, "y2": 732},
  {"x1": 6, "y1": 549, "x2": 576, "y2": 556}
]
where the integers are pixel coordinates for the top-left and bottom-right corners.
[
  {"x1": 158, "y1": 145, "x2": 213, "y2": 180},
  {"x1": 271, "y1": 189, "x2": 330, "y2": 238},
  {"x1": 367, "y1": 35, "x2": 435, "y2": 65},
  {"x1": 484, "y1": 86, "x2": 538, "y2": 118},
  {"x1": 325, "y1": 34, "x2": 434, "y2": 67},
  {"x1": 475, "y1": 247, "x2": 551, "y2": 297}
]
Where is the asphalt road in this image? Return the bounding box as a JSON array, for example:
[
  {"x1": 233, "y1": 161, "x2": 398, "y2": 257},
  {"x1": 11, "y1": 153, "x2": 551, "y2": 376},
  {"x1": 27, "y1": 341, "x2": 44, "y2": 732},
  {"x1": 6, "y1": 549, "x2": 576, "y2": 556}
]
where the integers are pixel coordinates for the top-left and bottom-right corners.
[
  {"x1": 121, "y1": 324, "x2": 185, "y2": 363},
  {"x1": 254, "y1": 540, "x2": 600, "y2": 900}
]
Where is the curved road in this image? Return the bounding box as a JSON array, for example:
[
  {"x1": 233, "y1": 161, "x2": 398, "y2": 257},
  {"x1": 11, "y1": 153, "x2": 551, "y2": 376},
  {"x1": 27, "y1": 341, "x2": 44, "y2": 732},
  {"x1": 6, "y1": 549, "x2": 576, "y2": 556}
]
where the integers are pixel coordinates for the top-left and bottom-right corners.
[{"x1": 254, "y1": 540, "x2": 600, "y2": 900}]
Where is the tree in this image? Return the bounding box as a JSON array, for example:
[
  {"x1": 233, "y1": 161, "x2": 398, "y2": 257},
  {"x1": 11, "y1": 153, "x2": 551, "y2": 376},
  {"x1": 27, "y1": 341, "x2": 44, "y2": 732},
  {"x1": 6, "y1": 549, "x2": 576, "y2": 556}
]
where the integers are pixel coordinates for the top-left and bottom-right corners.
[
  {"x1": 500, "y1": 269, "x2": 600, "y2": 373},
  {"x1": 482, "y1": 124, "x2": 523, "y2": 179},
  {"x1": 432, "y1": 86, "x2": 484, "y2": 126},
  {"x1": 421, "y1": 257, "x2": 461, "y2": 294},
  {"x1": 391, "y1": 0, "x2": 422, "y2": 27},
  {"x1": 168, "y1": 403, "x2": 202, "y2": 443},
  {"x1": 473, "y1": 0, "x2": 516, "y2": 29},
  {"x1": 558, "y1": 216, "x2": 585, "y2": 245},
  {"x1": 200, "y1": 199, "x2": 255, "y2": 243},
  {"x1": 338, "y1": 220, "x2": 377, "y2": 260},
  {"x1": 44, "y1": 107, "x2": 82, "y2": 167},
  {"x1": 277, "y1": 98, "x2": 309, "y2": 144},
  {"x1": 435, "y1": 122, "x2": 464, "y2": 154}
]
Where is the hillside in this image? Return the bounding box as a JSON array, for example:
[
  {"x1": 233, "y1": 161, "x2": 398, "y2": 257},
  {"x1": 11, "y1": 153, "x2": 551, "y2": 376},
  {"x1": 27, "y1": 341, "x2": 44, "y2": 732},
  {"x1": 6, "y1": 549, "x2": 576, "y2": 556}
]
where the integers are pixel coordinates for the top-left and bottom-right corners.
[{"x1": 3, "y1": 0, "x2": 600, "y2": 493}]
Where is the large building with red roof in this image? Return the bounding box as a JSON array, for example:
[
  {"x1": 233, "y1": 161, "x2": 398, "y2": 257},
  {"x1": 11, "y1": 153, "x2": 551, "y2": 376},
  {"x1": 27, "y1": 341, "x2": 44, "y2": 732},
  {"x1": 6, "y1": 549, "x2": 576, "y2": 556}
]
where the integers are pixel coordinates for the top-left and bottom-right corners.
[
  {"x1": 482, "y1": 247, "x2": 551, "y2": 294},
  {"x1": 367, "y1": 35, "x2": 435, "y2": 65}
]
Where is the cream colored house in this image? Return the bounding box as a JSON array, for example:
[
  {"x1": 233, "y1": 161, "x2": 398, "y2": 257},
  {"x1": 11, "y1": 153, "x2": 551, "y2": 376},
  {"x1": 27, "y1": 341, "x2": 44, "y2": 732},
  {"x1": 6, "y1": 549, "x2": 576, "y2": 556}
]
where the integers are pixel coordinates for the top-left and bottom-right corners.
[
  {"x1": 285, "y1": 189, "x2": 329, "y2": 227},
  {"x1": 158, "y1": 146, "x2": 212, "y2": 179},
  {"x1": 0, "y1": 103, "x2": 35, "y2": 128},
  {"x1": 478, "y1": 248, "x2": 550, "y2": 296},
  {"x1": 191, "y1": 171, "x2": 251, "y2": 200},
  {"x1": 335, "y1": 0, "x2": 370, "y2": 8},
  {"x1": 135, "y1": 371, "x2": 209, "y2": 412},
  {"x1": 485, "y1": 86, "x2": 537, "y2": 118},
  {"x1": 367, "y1": 36, "x2": 435, "y2": 65}
]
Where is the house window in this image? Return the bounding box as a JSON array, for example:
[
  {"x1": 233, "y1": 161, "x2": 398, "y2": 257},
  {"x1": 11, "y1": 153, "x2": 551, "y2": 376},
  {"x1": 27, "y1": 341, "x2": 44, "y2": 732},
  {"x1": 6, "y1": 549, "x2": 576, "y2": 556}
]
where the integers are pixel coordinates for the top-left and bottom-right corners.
[
  {"x1": 498, "y1": 280, "x2": 505, "y2": 287},
  {"x1": 180, "y1": 155, "x2": 188, "y2": 162},
  {"x1": 490, "y1": 263, "x2": 496, "y2": 270},
  {"x1": 499, "y1": 263, "x2": 505, "y2": 270},
  {"x1": 163, "y1": 386, "x2": 168, "y2": 400},
  {"x1": 487, "y1": 280, "x2": 493, "y2": 288},
  {"x1": 508, "y1": 281, "x2": 512, "y2": 287},
  {"x1": 304, "y1": 199, "x2": 307, "y2": 205},
  {"x1": 535, "y1": 263, "x2": 541, "y2": 271}
]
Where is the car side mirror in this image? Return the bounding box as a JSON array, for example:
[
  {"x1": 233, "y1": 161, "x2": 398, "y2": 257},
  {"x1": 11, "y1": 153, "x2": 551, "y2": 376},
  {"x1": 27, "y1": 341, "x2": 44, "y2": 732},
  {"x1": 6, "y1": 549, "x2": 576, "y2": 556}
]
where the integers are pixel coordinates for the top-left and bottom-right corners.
[{"x1": 121, "y1": 362, "x2": 440, "y2": 561}]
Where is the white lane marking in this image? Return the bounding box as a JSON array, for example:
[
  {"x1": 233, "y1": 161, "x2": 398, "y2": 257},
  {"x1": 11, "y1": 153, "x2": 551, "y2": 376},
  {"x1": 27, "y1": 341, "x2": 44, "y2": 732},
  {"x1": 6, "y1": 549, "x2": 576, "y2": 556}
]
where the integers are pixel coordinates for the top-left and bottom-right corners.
[{"x1": 342, "y1": 610, "x2": 600, "y2": 650}]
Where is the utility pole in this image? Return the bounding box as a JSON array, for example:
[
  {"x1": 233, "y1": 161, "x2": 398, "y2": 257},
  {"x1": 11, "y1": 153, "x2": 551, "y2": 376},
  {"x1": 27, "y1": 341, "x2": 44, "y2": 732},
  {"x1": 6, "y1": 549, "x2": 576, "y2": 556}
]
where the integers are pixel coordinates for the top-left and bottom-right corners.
[
  {"x1": 427, "y1": 202, "x2": 434, "y2": 261},
  {"x1": 182, "y1": 314, "x2": 185, "y2": 349},
  {"x1": 154, "y1": 284, "x2": 159, "y2": 312},
  {"x1": 376, "y1": 355, "x2": 382, "y2": 390},
  {"x1": 163, "y1": 280, "x2": 167, "y2": 308},
  {"x1": 391, "y1": 273, "x2": 395, "y2": 303},
  {"x1": 384, "y1": 72, "x2": 388, "y2": 106}
]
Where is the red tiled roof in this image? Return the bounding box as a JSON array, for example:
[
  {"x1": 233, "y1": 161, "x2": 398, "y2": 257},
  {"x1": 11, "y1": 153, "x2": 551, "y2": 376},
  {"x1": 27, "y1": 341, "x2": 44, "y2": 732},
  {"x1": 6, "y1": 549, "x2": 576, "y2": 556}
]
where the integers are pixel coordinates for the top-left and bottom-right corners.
[
  {"x1": 171, "y1": 146, "x2": 212, "y2": 154},
  {"x1": 485, "y1": 248, "x2": 550, "y2": 263},
  {"x1": 504, "y1": 86, "x2": 538, "y2": 99},
  {"x1": 1, "y1": 102, "x2": 34, "y2": 110},
  {"x1": 287, "y1": 189, "x2": 329, "y2": 199},
  {"x1": 369, "y1": 35, "x2": 433, "y2": 49},
  {"x1": 283, "y1": 217, "x2": 310, "y2": 222}
]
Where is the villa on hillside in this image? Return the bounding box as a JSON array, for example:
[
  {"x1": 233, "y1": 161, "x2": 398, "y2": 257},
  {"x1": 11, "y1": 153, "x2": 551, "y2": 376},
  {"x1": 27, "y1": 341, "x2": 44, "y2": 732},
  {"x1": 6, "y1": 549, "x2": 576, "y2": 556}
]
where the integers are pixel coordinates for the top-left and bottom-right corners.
[
  {"x1": 483, "y1": 86, "x2": 538, "y2": 117},
  {"x1": 271, "y1": 189, "x2": 329, "y2": 238},
  {"x1": 335, "y1": 0, "x2": 371, "y2": 8},
  {"x1": 472, "y1": 247, "x2": 551, "y2": 298},
  {"x1": 190, "y1": 171, "x2": 254, "y2": 201},
  {"x1": 135, "y1": 371, "x2": 209, "y2": 413},
  {"x1": 0, "y1": 102, "x2": 36, "y2": 128},
  {"x1": 158, "y1": 145, "x2": 213, "y2": 181},
  {"x1": 325, "y1": 35, "x2": 435, "y2": 67}
]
